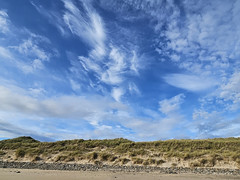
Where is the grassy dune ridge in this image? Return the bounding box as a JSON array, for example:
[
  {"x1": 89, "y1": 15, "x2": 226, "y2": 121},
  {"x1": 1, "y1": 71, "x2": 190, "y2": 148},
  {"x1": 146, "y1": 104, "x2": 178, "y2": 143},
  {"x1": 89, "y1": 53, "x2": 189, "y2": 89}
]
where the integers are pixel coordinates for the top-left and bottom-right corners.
[{"x1": 0, "y1": 137, "x2": 240, "y2": 168}]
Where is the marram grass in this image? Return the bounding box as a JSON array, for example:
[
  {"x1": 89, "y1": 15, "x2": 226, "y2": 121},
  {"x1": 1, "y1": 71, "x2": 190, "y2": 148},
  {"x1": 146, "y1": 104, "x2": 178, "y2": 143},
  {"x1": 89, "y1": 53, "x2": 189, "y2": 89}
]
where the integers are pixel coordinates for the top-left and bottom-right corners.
[{"x1": 0, "y1": 136, "x2": 240, "y2": 168}]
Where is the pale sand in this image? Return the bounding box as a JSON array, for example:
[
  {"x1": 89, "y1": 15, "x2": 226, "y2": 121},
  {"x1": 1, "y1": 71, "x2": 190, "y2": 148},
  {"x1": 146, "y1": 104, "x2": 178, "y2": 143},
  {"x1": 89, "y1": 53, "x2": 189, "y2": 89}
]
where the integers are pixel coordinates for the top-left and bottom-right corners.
[{"x1": 1, "y1": 169, "x2": 240, "y2": 180}]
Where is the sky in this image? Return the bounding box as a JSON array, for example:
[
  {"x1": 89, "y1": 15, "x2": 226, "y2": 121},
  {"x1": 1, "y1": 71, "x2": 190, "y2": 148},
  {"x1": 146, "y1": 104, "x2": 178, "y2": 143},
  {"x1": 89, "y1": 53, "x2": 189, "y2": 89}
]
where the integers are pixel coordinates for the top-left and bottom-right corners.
[{"x1": 0, "y1": 0, "x2": 240, "y2": 142}]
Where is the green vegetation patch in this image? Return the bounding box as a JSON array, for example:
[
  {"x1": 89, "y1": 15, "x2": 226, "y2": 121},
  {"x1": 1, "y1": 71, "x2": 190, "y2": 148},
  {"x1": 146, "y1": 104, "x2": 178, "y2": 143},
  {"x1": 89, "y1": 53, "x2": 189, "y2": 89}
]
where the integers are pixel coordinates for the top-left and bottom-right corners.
[{"x1": 15, "y1": 148, "x2": 26, "y2": 158}]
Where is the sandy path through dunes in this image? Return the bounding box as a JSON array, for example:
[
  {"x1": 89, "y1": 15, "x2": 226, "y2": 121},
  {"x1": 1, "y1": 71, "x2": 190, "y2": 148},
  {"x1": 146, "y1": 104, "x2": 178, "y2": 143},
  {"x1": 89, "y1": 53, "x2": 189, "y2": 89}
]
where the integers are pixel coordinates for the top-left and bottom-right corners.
[{"x1": 1, "y1": 168, "x2": 240, "y2": 180}]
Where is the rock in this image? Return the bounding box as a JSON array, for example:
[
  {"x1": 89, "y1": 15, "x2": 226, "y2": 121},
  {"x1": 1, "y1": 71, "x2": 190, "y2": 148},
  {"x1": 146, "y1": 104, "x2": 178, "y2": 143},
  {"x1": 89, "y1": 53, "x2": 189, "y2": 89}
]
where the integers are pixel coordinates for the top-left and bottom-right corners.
[{"x1": 0, "y1": 161, "x2": 240, "y2": 175}]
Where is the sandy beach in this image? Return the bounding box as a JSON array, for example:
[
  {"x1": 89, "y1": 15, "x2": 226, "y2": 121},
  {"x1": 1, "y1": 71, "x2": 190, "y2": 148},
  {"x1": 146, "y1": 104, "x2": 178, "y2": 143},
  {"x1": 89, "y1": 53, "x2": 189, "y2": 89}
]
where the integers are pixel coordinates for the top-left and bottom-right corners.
[{"x1": 1, "y1": 168, "x2": 240, "y2": 180}]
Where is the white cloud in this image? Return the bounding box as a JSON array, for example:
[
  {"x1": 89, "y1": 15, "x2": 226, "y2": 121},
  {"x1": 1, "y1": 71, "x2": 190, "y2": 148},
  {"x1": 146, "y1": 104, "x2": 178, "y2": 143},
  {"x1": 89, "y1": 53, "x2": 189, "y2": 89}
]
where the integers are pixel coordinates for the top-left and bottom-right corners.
[
  {"x1": 0, "y1": 7, "x2": 58, "y2": 77},
  {"x1": 163, "y1": 0, "x2": 240, "y2": 61},
  {"x1": 189, "y1": 70, "x2": 240, "y2": 138},
  {"x1": 69, "y1": 79, "x2": 81, "y2": 91},
  {"x1": 0, "y1": 83, "x2": 188, "y2": 141},
  {"x1": 4, "y1": 31, "x2": 56, "y2": 74},
  {"x1": 12, "y1": 38, "x2": 50, "y2": 61},
  {"x1": 0, "y1": 45, "x2": 45, "y2": 74},
  {"x1": 0, "y1": 46, "x2": 13, "y2": 59},
  {"x1": 0, "y1": 119, "x2": 54, "y2": 141},
  {"x1": 195, "y1": 70, "x2": 240, "y2": 114},
  {"x1": 128, "y1": 82, "x2": 140, "y2": 95},
  {"x1": 111, "y1": 87, "x2": 124, "y2": 102},
  {"x1": 62, "y1": 0, "x2": 106, "y2": 59},
  {"x1": 32, "y1": 59, "x2": 44, "y2": 70},
  {"x1": 70, "y1": 46, "x2": 142, "y2": 102},
  {"x1": 15, "y1": 59, "x2": 44, "y2": 74},
  {"x1": 152, "y1": 0, "x2": 240, "y2": 79},
  {"x1": 0, "y1": 10, "x2": 9, "y2": 34},
  {"x1": 102, "y1": 46, "x2": 141, "y2": 86},
  {"x1": 0, "y1": 81, "x2": 191, "y2": 141},
  {"x1": 130, "y1": 50, "x2": 139, "y2": 74},
  {"x1": 219, "y1": 72, "x2": 240, "y2": 98},
  {"x1": 115, "y1": 0, "x2": 240, "y2": 87},
  {"x1": 71, "y1": 45, "x2": 142, "y2": 102},
  {"x1": 164, "y1": 73, "x2": 217, "y2": 92},
  {"x1": 78, "y1": 56, "x2": 102, "y2": 75},
  {"x1": 159, "y1": 93, "x2": 185, "y2": 115},
  {"x1": 16, "y1": 62, "x2": 34, "y2": 74},
  {"x1": 90, "y1": 125, "x2": 125, "y2": 139},
  {"x1": 101, "y1": 46, "x2": 126, "y2": 85},
  {"x1": 34, "y1": 1, "x2": 144, "y2": 102},
  {"x1": 100, "y1": 0, "x2": 240, "y2": 73},
  {"x1": 67, "y1": 52, "x2": 100, "y2": 92},
  {"x1": 106, "y1": 93, "x2": 188, "y2": 140},
  {"x1": 192, "y1": 109, "x2": 240, "y2": 138},
  {"x1": 170, "y1": 54, "x2": 180, "y2": 62},
  {"x1": 28, "y1": 87, "x2": 46, "y2": 97},
  {"x1": 216, "y1": 71, "x2": 240, "y2": 111},
  {"x1": 117, "y1": 110, "x2": 186, "y2": 140},
  {"x1": 0, "y1": 85, "x2": 126, "y2": 123},
  {"x1": 31, "y1": 2, "x2": 68, "y2": 36}
]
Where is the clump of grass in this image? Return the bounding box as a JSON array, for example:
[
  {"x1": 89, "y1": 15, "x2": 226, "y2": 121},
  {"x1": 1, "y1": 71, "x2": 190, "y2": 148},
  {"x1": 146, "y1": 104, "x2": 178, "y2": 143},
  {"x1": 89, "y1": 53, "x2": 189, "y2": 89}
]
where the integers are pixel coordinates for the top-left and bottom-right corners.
[
  {"x1": 15, "y1": 149, "x2": 25, "y2": 158},
  {"x1": 120, "y1": 158, "x2": 130, "y2": 164},
  {"x1": 142, "y1": 158, "x2": 158, "y2": 165},
  {"x1": 236, "y1": 160, "x2": 240, "y2": 168},
  {"x1": 143, "y1": 160, "x2": 149, "y2": 166},
  {"x1": 1, "y1": 136, "x2": 240, "y2": 167},
  {"x1": 0, "y1": 150, "x2": 6, "y2": 156},
  {"x1": 199, "y1": 158, "x2": 208, "y2": 166},
  {"x1": 94, "y1": 160, "x2": 103, "y2": 166},
  {"x1": 31, "y1": 156, "x2": 41, "y2": 162},
  {"x1": 148, "y1": 158, "x2": 156, "y2": 164},
  {"x1": 129, "y1": 149, "x2": 147, "y2": 157},
  {"x1": 132, "y1": 158, "x2": 144, "y2": 164},
  {"x1": 190, "y1": 161, "x2": 201, "y2": 168},
  {"x1": 87, "y1": 152, "x2": 98, "y2": 160},
  {"x1": 55, "y1": 154, "x2": 74, "y2": 162},
  {"x1": 156, "y1": 159, "x2": 165, "y2": 165},
  {"x1": 109, "y1": 156, "x2": 118, "y2": 162},
  {"x1": 26, "y1": 148, "x2": 44, "y2": 157},
  {"x1": 99, "y1": 152, "x2": 112, "y2": 161},
  {"x1": 55, "y1": 155, "x2": 67, "y2": 162},
  {"x1": 231, "y1": 152, "x2": 240, "y2": 161},
  {"x1": 208, "y1": 157, "x2": 216, "y2": 167},
  {"x1": 183, "y1": 153, "x2": 191, "y2": 160}
]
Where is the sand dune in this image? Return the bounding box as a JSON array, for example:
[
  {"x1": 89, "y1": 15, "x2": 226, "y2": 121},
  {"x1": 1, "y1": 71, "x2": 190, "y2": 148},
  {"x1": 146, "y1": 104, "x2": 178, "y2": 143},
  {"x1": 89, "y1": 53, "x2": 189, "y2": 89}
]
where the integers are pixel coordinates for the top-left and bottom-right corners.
[{"x1": 1, "y1": 168, "x2": 240, "y2": 180}]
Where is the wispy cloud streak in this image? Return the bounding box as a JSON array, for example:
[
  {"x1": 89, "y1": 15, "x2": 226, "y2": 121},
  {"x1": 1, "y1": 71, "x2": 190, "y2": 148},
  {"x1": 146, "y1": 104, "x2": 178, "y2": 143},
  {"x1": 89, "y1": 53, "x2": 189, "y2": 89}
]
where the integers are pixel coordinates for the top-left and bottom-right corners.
[{"x1": 63, "y1": 0, "x2": 106, "y2": 59}]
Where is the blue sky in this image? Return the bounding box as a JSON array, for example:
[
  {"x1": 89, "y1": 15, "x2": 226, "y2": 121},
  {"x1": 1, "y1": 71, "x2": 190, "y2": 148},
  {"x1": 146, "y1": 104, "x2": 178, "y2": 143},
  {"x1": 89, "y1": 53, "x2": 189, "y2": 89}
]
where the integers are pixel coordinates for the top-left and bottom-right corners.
[{"x1": 0, "y1": 0, "x2": 240, "y2": 141}]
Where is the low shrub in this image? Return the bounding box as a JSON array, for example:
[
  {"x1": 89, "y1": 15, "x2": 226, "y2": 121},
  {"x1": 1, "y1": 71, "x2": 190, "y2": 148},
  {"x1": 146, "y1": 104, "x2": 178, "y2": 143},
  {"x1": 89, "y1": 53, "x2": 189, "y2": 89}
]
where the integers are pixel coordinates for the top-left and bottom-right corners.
[
  {"x1": 132, "y1": 158, "x2": 143, "y2": 164},
  {"x1": 31, "y1": 156, "x2": 41, "y2": 162},
  {"x1": 0, "y1": 150, "x2": 6, "y2": 156},
  {"x1": 87, "y1": 152, "x2": 98, "y2": 160},
  {"x1": 15, "y1": 149, "x2": 25, "y2": 158},
  {"x1": 171, "y1": 163, "x2": 177, "y2": 167},
  {"x1": 100, "y1": 153, "x2": 112, "y2": 161},
  {"x1": 156, "y1": 159, "x2": 165, "y2": 165},
  {"x1": 121, "y1": 158, "x2": 130, "y2": 164},
  {"x1": 190, "y1": 162, "x2": 200, "y2": 168}
]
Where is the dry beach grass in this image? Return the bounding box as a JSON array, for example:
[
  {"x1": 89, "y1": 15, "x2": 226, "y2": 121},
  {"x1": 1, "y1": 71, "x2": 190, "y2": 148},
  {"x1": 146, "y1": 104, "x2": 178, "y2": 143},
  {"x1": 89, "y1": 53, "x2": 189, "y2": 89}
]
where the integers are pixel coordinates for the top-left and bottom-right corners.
[{"x1": 1, "y1": 136, "x2": 240, "y2": 169}]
